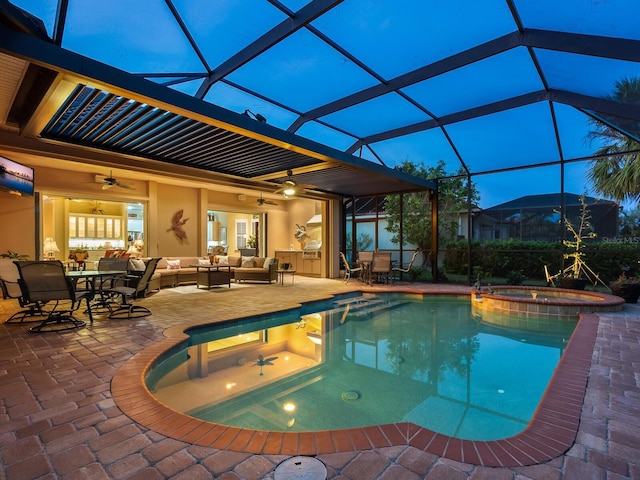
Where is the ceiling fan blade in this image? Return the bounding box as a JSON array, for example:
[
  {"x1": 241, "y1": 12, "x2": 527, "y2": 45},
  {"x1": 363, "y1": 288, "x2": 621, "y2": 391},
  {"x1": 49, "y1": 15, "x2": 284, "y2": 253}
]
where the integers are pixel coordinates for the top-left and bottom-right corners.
[
  {"x1": 258, "y1": 194, "x2": 277, "y2": 206},
  {"x1": 95, "y1": 171, "x2": 136, "y2": 190}
]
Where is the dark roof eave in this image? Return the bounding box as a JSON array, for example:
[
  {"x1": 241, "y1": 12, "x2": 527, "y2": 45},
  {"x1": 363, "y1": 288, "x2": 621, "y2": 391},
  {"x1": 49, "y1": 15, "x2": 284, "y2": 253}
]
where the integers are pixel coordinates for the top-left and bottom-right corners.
[{"x1": 0, "y1": 23, "x2": 434, "y2": 196}]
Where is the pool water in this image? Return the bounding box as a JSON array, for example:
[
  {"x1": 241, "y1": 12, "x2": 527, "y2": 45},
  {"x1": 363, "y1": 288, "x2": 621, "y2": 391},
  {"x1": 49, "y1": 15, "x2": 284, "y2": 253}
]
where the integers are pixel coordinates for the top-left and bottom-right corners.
[{"x1": 146, "y1": 294, "x2": 576, "y2": 441}]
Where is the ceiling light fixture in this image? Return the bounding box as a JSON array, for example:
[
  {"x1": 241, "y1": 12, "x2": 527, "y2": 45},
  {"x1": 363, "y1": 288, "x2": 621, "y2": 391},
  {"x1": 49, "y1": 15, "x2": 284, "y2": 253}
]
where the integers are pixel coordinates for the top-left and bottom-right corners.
[
  {"x1": 243, "y1": 109, "x2": 267, "y2": 123},
  {"x1": 279, "y1": 169, "x2": 298, "y2": 197},
  {"x1": 283, "y1": 184, "x2": 296, "y2": 196}
]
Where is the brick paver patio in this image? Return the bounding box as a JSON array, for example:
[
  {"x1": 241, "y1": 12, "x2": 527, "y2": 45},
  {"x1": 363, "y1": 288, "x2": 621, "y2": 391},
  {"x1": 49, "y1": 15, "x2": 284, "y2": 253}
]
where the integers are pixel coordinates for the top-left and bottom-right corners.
[{"x1": 1, "y1": 277, "x2": 639, "y2": 479}]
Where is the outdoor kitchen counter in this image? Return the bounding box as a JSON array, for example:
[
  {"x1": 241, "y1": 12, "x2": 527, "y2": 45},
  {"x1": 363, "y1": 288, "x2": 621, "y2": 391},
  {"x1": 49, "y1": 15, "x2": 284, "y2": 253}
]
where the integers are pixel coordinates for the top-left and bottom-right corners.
[{"x1": 274, "y1": 250, "x2": 321, "y2": 277}]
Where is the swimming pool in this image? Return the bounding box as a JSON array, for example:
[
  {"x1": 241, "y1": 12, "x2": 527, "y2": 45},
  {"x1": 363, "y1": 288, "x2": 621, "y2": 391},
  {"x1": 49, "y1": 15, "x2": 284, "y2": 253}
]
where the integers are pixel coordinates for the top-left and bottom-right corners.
[{"x1": 145, "y1": 293, "x2": 576, "y2": 441}]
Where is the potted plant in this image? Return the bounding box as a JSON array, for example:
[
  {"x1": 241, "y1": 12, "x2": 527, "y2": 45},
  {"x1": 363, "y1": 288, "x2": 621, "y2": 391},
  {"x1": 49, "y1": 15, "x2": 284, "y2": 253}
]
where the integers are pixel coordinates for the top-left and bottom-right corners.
[
  {"x1": 0, "y1": 250, "x2": 29, "y2": 260},
  {"x1": 69, "y1": 247, "x2": 89, "y2": 262},
  {"x1": 609, "y1": 273, "x2": 640, "y2": 303},
  {"x1": 239, "y1": 234, "x2": 257, "y2": 256}
]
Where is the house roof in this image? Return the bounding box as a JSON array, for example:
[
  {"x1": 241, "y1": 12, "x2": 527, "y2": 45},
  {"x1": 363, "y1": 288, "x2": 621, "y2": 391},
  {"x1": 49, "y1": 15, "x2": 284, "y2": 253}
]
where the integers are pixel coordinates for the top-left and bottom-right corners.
[
  {"x1": 485, "y1": 193, "x2": 617, "y2": 211},
  {"x1": 0, "y1": 1, "x2": 639, "y2": 200}
]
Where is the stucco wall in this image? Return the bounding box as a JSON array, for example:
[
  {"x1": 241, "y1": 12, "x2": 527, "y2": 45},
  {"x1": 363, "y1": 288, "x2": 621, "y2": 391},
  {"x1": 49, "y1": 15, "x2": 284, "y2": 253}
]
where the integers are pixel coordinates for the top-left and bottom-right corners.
[{"x1": 0, "y1": 192, "x2": 35, "y2": 259}]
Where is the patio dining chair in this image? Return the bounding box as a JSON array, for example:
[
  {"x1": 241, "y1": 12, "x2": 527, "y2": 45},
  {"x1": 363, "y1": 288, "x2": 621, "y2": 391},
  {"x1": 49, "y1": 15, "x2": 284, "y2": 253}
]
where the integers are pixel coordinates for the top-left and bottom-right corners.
[
  {"x1": 13, "y1": 260, "x2": 92, "y2": 333},
  {"x1": 390, "y1": 249, "x2": 420, "y2": 285},
  {"x1": 91, "y1": 257, "x2": 130, "y2": 312},
  {"x1": 0, "y1": 258, "x2": 48, "y2": 323},
  {"x1": 370, "y1": 251, "x2": 392, "y2": 285},
  {"x1": 357, "y1": 251, "x2": 374, "y2": 284},
  {"x1": 340, "y1": 252, "x2": 363, "y2": 284},
  {"x1": 102, "y1": 257, "x2": 160, "y2": 319}
]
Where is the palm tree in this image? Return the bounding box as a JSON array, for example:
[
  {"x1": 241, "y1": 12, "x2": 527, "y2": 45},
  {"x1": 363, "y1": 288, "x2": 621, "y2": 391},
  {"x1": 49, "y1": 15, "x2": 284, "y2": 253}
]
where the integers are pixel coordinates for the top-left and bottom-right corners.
[
  {"x1": 587, "y1": 77, "x2": 640, "y2": 204},
  {"x1": 618, "y1": 205, "x2": 640, "y2": 237}
]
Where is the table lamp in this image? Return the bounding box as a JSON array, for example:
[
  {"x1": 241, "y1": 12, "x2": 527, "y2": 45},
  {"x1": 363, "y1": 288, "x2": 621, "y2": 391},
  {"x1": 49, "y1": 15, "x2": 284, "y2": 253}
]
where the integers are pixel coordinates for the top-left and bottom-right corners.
[{"x1": 43, "y1": 237, "x2": 60, "y2": 260}]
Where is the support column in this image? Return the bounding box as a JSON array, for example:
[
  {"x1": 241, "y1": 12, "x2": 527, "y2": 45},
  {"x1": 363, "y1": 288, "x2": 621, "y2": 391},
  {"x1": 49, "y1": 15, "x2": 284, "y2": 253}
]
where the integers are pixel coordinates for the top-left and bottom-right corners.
[{"x1": 431, "y1": 185, "x2": 438, "y2": 283}]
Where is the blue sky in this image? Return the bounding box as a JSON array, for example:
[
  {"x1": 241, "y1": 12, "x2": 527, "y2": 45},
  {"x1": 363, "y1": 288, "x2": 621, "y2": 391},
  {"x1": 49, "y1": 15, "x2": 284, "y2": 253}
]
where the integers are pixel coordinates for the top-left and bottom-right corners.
[{"x1": 12, "y1": 0, "x2": 640, "y2": 209}]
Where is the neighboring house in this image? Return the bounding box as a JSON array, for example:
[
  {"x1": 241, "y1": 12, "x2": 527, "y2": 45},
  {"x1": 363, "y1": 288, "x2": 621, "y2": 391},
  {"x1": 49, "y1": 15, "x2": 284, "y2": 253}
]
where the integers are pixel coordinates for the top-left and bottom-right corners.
[{"x1": 474, "y1": 193, "x2": 619, "y2": 242}]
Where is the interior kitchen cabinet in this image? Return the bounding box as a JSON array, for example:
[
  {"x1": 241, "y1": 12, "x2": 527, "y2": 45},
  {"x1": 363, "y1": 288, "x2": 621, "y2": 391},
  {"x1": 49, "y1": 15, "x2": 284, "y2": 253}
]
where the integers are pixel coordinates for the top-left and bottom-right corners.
[{"x1": 69, "y1": 214, "x2": 122, "y2": 240}]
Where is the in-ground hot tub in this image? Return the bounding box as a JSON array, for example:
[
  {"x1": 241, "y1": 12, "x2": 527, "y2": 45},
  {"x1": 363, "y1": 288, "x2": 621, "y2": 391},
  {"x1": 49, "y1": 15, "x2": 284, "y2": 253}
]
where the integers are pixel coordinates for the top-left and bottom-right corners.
[{"x1": 471, "y1": 285, "x2": 624, "y2": 324}]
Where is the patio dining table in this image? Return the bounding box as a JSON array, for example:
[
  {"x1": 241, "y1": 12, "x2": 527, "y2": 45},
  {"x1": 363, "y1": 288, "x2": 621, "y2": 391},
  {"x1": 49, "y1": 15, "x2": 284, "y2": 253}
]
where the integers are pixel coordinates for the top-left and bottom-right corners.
[
  {"x1": 66, "y1": 269, "x2": 128, "y2": 292},
  {"x1": 66, "y1": 269, "x2": 128, "y2": 315}
]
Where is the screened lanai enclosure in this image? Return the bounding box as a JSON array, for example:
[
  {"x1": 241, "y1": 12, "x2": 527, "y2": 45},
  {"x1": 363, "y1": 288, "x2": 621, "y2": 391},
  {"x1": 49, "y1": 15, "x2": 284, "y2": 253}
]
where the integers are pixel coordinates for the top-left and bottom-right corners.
[{"x1": 2, "y1": 0, "x2": 640, "y2": 284}]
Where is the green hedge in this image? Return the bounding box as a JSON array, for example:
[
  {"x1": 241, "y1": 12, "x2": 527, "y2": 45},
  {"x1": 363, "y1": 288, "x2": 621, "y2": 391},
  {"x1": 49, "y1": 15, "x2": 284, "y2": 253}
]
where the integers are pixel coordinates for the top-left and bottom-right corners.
[{"x1": 442, "y1": 239, "x2": 640, "y2": 282}]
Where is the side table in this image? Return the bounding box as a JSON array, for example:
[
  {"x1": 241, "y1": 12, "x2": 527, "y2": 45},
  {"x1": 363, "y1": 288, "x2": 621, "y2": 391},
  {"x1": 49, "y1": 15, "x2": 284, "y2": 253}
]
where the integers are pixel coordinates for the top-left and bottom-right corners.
[{"x1": 277, "y1": 269, "x2": 296, "y2": 285}]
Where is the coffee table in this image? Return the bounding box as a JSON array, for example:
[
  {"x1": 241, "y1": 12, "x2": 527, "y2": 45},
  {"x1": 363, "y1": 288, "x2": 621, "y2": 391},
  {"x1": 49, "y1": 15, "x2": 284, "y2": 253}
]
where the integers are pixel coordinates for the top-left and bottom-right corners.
[{"x1": 192, "y1": 264, "x2": 232, "y2": 289}]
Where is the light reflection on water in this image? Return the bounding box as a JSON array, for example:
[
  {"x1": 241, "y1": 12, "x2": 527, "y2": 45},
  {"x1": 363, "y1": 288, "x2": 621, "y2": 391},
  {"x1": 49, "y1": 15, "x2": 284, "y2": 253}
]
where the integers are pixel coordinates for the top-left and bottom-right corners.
[{"x1": 146, "y1": 294, "x2": 575, "y2": 440}]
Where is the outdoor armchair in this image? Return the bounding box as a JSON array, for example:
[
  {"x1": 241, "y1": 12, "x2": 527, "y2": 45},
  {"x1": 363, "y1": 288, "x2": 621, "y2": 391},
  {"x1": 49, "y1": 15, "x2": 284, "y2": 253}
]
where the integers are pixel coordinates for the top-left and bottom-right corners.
[
  {"x1": 340, "y1": 252, "x2": 363, "y2": 284},
  {"x1": 102, "y1": 257, "x2": 160, "y2": 319},
  {"x1": 391, "y1": 249, "x2": 420, "y2": 285},
  {"x1": 13, "y1": 260, "x2": 92, "y2": 332},
  {"x1": 370, "y1": 251, "x2": 392, "y2": 285},
  {"x1": 91, "y1": 257, "x2": 130, "y2": 312},
  {"x1": 0, "y1": 258, "x2": 49, "y2": 323}
]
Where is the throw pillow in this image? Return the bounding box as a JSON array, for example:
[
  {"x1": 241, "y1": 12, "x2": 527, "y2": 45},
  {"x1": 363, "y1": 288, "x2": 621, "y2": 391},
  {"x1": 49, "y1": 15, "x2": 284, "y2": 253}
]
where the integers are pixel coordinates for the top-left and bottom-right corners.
[
  {"x1": 166, "y1": 259, "x2": 181, "y2": 270},
  {"x1": 217, "y1": 255, "x2": 229, "y2": 266},
  {"x1": 198, "y1": 258, "x2": 211, "y2": 265},
  {"x1": 129, "y1": 258, "x2": 146, "y2": 271},
  {"x1": 263, "y1": 257, "x2": 275, "y2": 268},
  {"x1": 241, "y1": 256, "x2": 255, "y2": 268}
]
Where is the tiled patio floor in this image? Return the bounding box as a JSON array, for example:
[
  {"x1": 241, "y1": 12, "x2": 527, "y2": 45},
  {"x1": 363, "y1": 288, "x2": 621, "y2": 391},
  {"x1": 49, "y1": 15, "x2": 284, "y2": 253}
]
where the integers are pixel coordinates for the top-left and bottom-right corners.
[{"x1": 1, "y1": 277, "x2": 639, "y2": 479}]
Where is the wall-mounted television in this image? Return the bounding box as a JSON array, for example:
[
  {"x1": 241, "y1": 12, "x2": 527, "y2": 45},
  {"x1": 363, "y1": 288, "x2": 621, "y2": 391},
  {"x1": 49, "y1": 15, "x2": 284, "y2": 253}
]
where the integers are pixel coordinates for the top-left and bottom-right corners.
[{"x1": 0, "y1": 155, "x2": 34, "y2": 197}]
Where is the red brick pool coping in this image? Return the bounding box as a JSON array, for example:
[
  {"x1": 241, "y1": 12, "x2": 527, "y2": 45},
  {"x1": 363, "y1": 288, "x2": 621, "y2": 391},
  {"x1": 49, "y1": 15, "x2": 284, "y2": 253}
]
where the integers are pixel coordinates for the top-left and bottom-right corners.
[{"x1": 111, "y1": 292, "x2": 600, "y2": 467}]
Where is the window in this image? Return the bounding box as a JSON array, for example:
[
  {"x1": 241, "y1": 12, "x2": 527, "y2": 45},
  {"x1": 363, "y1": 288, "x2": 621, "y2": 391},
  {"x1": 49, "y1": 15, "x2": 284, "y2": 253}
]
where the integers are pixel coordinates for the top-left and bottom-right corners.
[{"x1": 236, "y1": 219, "x2": 248, "y2": 249}]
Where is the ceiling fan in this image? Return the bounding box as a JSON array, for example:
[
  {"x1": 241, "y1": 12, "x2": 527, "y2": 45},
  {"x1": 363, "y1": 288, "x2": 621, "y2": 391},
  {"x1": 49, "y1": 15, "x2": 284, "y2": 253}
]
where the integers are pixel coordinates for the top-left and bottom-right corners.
[
  {"x1": 274, "y1": 169, "x2": 310, "y2": 196},
  {"x1": 257, "y1": 193, "x2": 278, "y2": 206},
  {"x1": 95, "y1": 171, "x2": 135, "y2": 190}
]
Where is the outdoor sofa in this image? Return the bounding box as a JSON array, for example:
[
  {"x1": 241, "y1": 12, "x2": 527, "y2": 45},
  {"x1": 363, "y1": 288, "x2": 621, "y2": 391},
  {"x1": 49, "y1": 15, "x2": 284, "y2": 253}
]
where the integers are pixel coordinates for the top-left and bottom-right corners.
[{"x1": 143, "y1": 255, "x2": 277, "y2": 289}]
